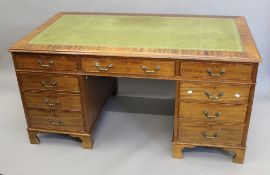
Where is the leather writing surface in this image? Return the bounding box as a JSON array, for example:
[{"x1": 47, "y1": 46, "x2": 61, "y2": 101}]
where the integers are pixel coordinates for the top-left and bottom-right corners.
[{"x1": 29, "y1": 15, "x2": 243, "y2": 52}]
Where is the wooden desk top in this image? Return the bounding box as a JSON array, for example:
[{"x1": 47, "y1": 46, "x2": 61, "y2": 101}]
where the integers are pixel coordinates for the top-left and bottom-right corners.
[{"x1": 9, "y1": 12, "x2": 261, "y2": 63}]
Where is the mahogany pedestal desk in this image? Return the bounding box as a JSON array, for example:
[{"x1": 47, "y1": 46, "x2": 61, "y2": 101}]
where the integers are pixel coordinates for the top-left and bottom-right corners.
[{"x1": 9, "y1": 13, "x2": 261, "y2": 163}]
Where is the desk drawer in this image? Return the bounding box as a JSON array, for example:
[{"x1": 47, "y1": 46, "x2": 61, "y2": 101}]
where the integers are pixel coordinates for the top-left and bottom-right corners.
[
  {"x1": 20, "y1": 74, "x2": 80, "y2": 92},
  {"x1": 82, "y1": 58, "x2": 126, "y2": 74},
  {"x1": 127, "y1": 59, "x2": 175, "y2": 77},
  {"x1": 14, "y1": 54, "x2": 79, "y2": 71},
  {"x1": 28, "y1": 109, "x2": 85, "y2": 132},
  {"x1": 180, "y1": 62, "x2": 253, "y2": 81},
  {"x1": 81, "y1": 57, "x2": 175, "y2": 77},
  {"x1": 177, "y1": 124, "x2": 244, "y2": 146},
  {"x1": 23, "y1": 92, "x2": 82, "y2": 111},
  {"x1": 179, "y1": 102, "x2": 247, "y2": 124},
  {"x1": 180, "y1": 82, "x2": 251, "y2": 104}
]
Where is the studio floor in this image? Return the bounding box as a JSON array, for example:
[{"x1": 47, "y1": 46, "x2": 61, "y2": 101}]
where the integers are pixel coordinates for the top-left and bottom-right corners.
[{"x1": 0, "y1": 57, "x2": 270, "y2": 175}]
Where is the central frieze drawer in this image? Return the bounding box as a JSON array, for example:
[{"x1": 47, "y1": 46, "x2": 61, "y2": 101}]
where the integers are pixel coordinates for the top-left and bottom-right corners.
[
  {"x1": 179, "y1": 102, "x2": 247, "y2": 124},
  {"x1": 14, "y1": 54, "x2": 79, "y2": 71},
  {"x1": 19, "y1": 74, "x2": 80, "y2": 92},
  {"x1": 81, "y1": 57, "x2": 175, "y2": 77},
  {"x1": 23, "y1": 92, "x2": 82, "y2": 111},
  {"x1": 28, "y1": 109, "x2": 85, "y2": 132},
  {"x1": 177, "y1": 124, "x2": 245, "y2": 146},
  {"x1": 180, "y1": 62, "x2": 253, "y2": 81},
  {"x1": 180, "y1": 82, "x2": 251, "y2": 104}
]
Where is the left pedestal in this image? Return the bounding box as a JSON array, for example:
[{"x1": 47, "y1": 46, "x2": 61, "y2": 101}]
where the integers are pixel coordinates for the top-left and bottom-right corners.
[{"x1": 13, "y1": 53, "x2": 117, "y2": 149}]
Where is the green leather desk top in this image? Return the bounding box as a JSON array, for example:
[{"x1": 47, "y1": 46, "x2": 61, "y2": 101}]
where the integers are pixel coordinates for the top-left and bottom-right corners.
[{"x1": 29, "y1": 14, "x2": 243, "y2": 52}]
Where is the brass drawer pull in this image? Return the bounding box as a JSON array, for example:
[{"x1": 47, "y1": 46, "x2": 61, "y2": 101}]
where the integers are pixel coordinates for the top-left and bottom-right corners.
[
  {"x1": 44, "y1": 98, "x2": 60, "y2": 106},
  {"x1": 95, "y1": 63, "x2": 112, "y2": 71},
  {"x1": 201, "y1": 131, "x2": 219, "y2": 139},
  {"x1": 203, "y1": 111, "x2": 222, "y2": 119},
  {"x1": 48, "y1": 119, "x2": 64, "y2": 126},
  {"x1": 205, "y1": 91, "x2": 224, "y2": 99},
  {"x1": 40, "y1": 80, "x2": 57, "y2": 88},
  {"x1": 141, "y1": 66, "x2": 160, "y2": 74},
  {"x1": 207, "y1": 69, "x2": 225, "y2": 77},
  {"x1": 38, "y1": 60, "x2": 54, "y2": 68}
]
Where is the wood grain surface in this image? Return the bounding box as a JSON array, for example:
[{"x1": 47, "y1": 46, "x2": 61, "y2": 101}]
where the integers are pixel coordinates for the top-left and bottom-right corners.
[
  {"x1": 178, "y1": 102, "x2": 247, "y2": 124},
  {"x1": 19, "y1": 73, "x2": 81, "y2": 92},
  {"x1": 180, "y1": 61, "x2": 253, "y2": 81},
  {"x1": 23, "y1": 92, "x2": 82, "y2": 111},
  {"x1": 179, "y1": 82, "x2": 251, "y2": 104},
  {"x1": 81, "y1": 57, "x2": 175, "y2": 77},
  {"x1": 14, "y1": 53, "x2": 79, "y2": 71},
  {"x1": 27, "y1": 109, "x2": 85, "y2": 132},
  {"x1": 177, "y1": 123, "x2": 245, "y2": 146}
]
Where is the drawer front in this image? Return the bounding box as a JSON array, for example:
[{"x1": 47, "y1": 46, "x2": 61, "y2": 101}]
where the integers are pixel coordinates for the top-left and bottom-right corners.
[
  {"x1": 180, "y1": 62, "x2": 253, "y2": 81},
  {"x1": 177, "y1": 124, "x2": 244, "y2": 146},
  {"x1": 28, "y1": 109, "x2": 85, "y2": 132},
  {"x1": 23, "y1": 92, "x2": 82, "y2": 111},
  {"x1": 81, "y1": 57, "x2": 175, "y2": 77},
  {"x1": 180, "y1": 82, "x2": 251, "y2": 104},
  {"x1": 179, "y1": 102, "x2": 247, "y2": 124},
  {"x1": 82, "y1": 58, "x2": 126, "y2": 74},
  {"x1": 126, "y1": 59, "x2": 175, "y2": 77},
  {"x1": 20, "y1": 74, "x2": 80, "y2": 92},
  {"x1": 14, "y1": 54, "x2": 79, "y2": 71}
]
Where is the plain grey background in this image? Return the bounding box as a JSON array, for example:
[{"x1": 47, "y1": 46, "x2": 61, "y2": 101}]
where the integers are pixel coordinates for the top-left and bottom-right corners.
[{"x1": 0, "y1": 1, "x2": 270, "y2": 175}]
